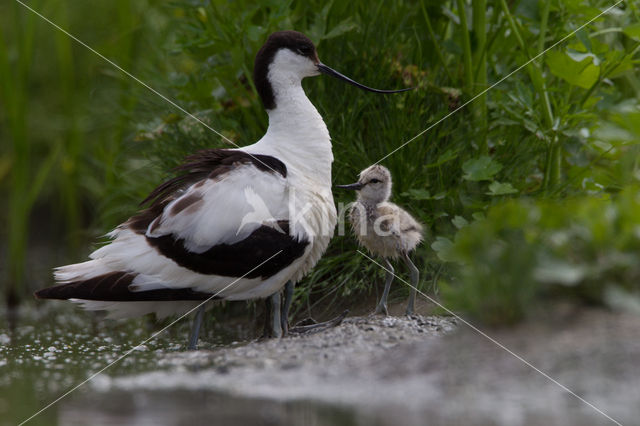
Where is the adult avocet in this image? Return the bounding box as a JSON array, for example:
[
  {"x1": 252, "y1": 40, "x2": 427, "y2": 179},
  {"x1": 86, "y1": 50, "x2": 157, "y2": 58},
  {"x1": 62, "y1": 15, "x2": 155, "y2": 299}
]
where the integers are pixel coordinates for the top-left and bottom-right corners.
[
  {"x1": 338, "y1": 165, "x2": 423, "y2": 315},
  {"x1": 35, "y1": 31, "x2": 410, "y2": 348}
]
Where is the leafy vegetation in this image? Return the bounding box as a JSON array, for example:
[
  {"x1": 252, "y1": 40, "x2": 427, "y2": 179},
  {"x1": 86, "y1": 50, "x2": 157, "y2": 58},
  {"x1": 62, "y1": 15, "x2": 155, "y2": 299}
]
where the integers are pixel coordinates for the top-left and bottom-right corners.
[
  {"x1": 438, "y1": 187, "x2": 640, "y2": 324},
  {"x1": 1, "y1": 0, "x2": 639, "y2": 326}
]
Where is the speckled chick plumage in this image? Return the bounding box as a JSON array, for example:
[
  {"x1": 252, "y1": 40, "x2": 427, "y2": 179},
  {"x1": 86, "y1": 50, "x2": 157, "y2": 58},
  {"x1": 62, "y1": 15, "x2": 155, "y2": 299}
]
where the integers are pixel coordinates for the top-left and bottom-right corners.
[{"x1": 347, "y1": 165, "x2": 423, "y2": 259}]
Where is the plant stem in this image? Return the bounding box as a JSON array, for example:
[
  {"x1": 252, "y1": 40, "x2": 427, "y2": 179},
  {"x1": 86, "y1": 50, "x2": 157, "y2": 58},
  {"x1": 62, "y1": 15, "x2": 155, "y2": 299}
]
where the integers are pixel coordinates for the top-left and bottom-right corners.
[
  {"x1": 456, "y1": 0, "x2": 474, "y2": 94},
  {"x1": 545, "y1": 142, "x2": 561, "y2": 192},
  {"x1": 55, "y1": 3, "x2": 82, "y2": 250},
  {"x1": 420, "y1": 1, "x2": 454, "y2": 83},
  {"x1": 500, "y1": 0, "x2": 553, "y2": 127},
  {"x1": 472, "y1": 0, "x2": 487, "y2": 153},
  {"x1": 536, "y1": 0, "x2": 560, "y2": 192},
  {"x1": 537, "y1": 0, "x2": 550, "y2": 54},
  {"x1": 579, "y1": 42, "x2": 640, "y2": 107},
  {"x1": 500, "y1": 0, "x2": 557, "y2": 190},
  {"x1": 2, "y1": 2, "x2": 38, "y2": 307}
]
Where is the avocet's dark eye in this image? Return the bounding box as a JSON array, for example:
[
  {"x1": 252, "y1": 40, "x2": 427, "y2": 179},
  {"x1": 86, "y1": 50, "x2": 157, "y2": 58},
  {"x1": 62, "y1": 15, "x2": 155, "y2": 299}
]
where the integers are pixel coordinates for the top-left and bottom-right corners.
[
  {"x1": 369, "y1": 178, "x2": 381, "y2": 184},
  {"x1": 296, "y1": 46, "x2": 313, "y2": 56}
]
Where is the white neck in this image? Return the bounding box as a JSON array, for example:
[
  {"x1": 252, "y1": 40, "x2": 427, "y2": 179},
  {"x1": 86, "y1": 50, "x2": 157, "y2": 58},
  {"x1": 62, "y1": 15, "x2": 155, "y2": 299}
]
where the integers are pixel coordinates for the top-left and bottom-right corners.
[
  {"x1": 260, "y1": 80, "x2": 333, "y2": 185},
  {"x1": 246, "y1": 48, "x2": 333, "y2": 186}
]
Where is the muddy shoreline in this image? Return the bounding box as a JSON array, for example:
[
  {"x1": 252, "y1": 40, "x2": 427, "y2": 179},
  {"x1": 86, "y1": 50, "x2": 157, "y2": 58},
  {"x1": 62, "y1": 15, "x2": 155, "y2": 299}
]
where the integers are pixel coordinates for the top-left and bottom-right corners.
[{"x1": 68, "y1": 308, "x2": 640, "y2": 426}]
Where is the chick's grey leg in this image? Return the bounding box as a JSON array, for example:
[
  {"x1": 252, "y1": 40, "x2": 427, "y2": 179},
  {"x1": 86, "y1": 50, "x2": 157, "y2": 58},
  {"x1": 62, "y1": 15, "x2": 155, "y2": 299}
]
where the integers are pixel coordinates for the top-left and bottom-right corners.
[
  {"x1": 374, "y1": 259, "x2": 394, "y2": 315},
  {"x1": 403, "y1": 253, "x2": 419, "y2": 315},
  {"x1": 280, "y1": 280, "x2": 294, "y2": 336},
  {"x1": 188, "y1": 305, "x2": 205, "y2": 350}
]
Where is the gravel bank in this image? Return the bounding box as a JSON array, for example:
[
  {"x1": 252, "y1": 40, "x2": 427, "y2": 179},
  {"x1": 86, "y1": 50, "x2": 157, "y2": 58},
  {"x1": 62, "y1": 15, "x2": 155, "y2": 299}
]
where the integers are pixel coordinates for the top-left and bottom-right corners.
[{"x1": 67, "y1": 309, "x2": 640, "y2": 425}]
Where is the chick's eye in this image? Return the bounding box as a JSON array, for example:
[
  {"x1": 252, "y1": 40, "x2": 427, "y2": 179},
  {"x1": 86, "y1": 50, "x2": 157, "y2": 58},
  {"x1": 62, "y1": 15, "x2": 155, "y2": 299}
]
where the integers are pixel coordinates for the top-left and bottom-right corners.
[
  {"x1": 369, "y1": 178, "x2": 381, "y2": 184},
  {"x1": 297, "y1": 46, "x2": 312, "y2": 56}
]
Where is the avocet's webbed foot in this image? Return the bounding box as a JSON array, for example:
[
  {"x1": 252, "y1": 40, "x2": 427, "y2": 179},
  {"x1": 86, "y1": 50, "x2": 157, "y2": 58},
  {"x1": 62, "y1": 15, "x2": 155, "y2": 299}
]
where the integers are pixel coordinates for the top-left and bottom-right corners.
[
  {"x1": 405, "y1": 304, "x2": 414, "y2": 316},
  {"x1": 188, "y1": 305, "x2": 205, "y2": 350},
  {"x1": 374, "y1": 301, "x2": 389, "y2": 316},
  {"x1": 289, "y1": 309, "x2": 349, "y2": 335}
]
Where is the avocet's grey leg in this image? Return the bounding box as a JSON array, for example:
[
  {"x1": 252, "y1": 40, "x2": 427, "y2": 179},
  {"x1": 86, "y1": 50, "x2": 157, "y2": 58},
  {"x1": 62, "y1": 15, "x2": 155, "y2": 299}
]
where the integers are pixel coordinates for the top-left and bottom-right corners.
[
  {"x1": 269, "y1": 290, "x2": 283, "y2": 338},
  {"x1": 280, "y1": 280, "x2": 294, "y2": 336},
  {"x1": 188, "y1": 305, "x2": 205, "y2": 350},
  {"x1": 374, "y1": 258, "x2": 394, "y2": 315},
  {"x1": 262, "y1": 296, "x2": 272, "y2": 338},
  {"x1": 403, "y1": 253, "x2": 419, "y2": 315}
]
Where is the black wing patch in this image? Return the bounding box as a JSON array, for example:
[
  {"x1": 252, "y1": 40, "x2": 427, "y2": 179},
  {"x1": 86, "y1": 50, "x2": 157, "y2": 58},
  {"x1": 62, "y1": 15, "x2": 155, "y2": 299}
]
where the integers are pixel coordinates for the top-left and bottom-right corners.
[
  {"x1": 35, "y1": 271, "x2": 214, "y2": 301},
  {"x1": 141, "y1": 149, "x2": 287, "y2": 207},
  {"x1": 125, "y1": 149, "x2": 287, "y2": 234},
  {"x1": 146, "y1": 221, "x2": 308, "y2": 279}
]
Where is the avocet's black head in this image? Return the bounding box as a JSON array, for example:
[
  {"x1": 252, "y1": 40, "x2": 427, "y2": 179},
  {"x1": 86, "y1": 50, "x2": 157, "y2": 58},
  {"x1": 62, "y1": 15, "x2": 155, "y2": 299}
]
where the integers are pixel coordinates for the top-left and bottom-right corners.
[{"x1": 253, "y1": 30, "x2": 412, "y2": 110}]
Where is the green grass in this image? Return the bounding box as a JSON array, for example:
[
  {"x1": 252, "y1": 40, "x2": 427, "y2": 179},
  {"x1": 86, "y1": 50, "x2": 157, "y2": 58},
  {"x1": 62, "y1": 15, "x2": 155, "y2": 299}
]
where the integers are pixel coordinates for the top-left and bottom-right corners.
[
  {"x1": 1, "y1": 0, "x2": 639, "y2": 325},
  {"x1": 0, "y1": 0, "x2": 168, "y2": 305}
]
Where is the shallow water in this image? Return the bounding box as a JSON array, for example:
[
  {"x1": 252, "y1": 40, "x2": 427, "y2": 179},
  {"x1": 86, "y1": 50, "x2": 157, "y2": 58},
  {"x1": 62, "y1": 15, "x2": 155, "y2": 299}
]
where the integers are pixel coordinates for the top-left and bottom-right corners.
[
  {"x1": 60, "y1": 389, "x2": 358, "y2": 426},
  {"x1": 0, "y1": 303, "x2": 251, "y2": 425},
  {"x1": 1, "y1": 302, "x2": 450, "y2": 426},
  {"x1": 1, "y1": 303, "x2": 429, "y2": 426},
  {"x1": 4, "y1": 302, "x2": 639, "y2": 426}
]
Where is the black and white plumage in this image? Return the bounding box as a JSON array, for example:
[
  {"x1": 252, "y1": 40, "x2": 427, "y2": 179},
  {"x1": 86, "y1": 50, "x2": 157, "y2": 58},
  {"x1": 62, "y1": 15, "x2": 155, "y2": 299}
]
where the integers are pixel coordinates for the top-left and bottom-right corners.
[
  {"x1": 338, "y1": 165, "x2": 424, "y2": 315},
  {"x1": 40, "y1": 148, "x2": 319, "y2": 319},
  {"x1": 35, "y1": 31, "x2": 410, "y2": 344}
]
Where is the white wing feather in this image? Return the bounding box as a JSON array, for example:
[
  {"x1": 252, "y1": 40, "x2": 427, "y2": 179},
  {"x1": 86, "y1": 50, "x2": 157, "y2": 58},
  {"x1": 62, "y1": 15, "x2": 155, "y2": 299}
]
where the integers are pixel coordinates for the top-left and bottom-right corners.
[
  {"x1": 146, "y1": 164, "x2": 289, "y2": 251},
  {"x1": 59, "y1": 163, "x2": 296, "y2": 297}
]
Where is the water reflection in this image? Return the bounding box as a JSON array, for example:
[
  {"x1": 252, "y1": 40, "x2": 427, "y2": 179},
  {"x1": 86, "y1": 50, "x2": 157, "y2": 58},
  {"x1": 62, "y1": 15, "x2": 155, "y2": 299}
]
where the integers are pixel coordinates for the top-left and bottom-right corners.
[{"x1": 61, "y1": 389, "x2": 358, "y2": 426}]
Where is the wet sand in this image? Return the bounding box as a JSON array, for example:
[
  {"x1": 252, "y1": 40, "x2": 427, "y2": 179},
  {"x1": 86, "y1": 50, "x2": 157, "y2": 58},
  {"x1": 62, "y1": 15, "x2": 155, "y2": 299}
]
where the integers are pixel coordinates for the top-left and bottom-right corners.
[{"x1": 71, "y1": 308, "x2": 640, "y2": 426}]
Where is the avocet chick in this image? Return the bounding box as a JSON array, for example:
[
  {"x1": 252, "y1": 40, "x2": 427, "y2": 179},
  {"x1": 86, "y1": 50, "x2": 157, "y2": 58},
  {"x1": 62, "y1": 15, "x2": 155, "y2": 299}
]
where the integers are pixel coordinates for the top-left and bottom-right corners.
[{"x1": 338, "y1": 165, "x2": 423, "y2": 315}]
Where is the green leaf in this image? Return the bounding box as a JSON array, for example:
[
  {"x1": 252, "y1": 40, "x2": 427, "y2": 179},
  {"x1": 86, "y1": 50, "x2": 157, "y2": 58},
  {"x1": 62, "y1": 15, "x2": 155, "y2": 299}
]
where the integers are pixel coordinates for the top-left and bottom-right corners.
[
  {"x1": 427, "y1": 148, "x2": 458, "y2": 168},
  {"x1": 307, "y1": 2, "x2": 331, "y2": 42},
  {"x1": 566, "y1": 49, "x2": 599, "y2": 66},
  {"x1": 593, "y1": 123, "x2": 635, "y2": 144},
  {"x1": 431, "y1": 236, "x2": 456, "y2": 262},
  {"x1": 487, "y1": 181, "x2": 518, "y2": 196},
  {"x1": 575, "y1": 28, "x2": 592, "y2": 53},
  {"x1": 462, "y1": 156, "x2": 503, "y2": 181},
  {"x1": 533, "y1": 260, "x2": 586, "y2": 285},
  {"x1": 515, "y1": 0, "x2": 538, "y2": 20},
  {"x1": 523, "y1": 118, "x2": 539, "y2": 133},
  {"x1": 605, "y1": 52, "x2": 634, "y2": 79},
  {"x1": 246, "y1": 25, "x2": 265, "y2": 42},
  {"x1": 432, "y1": 191, "x2": 447, "y2": 200},
  {"x1": 0, "y1": 156, "x2": 11, "y2": 184},
  {"x1": 401, "y1": 189, "x2": 430, "y2": 200},
  {"x1": 27, "y1": 144, "x2": 61, "y2": 210},
  {"x1": 546, "y1": 49, "x2": 599, "y2": 89},
  {"x1": 323, "y1": 18, "x2": 358, "y2": 40},
  {"x1": 452, "y1": 215, "x2": 469, "y2": 229},
  {"x1": 623, "y1": 23, "x2": 640, "y2": 41}
]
